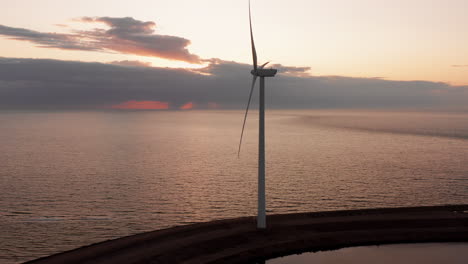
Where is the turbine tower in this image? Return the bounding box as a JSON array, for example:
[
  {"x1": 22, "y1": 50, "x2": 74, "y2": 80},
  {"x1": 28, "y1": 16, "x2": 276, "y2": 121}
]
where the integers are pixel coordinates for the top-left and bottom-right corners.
[{"x1": 238, "y1": 0, "x2": 277, "y2": 229}]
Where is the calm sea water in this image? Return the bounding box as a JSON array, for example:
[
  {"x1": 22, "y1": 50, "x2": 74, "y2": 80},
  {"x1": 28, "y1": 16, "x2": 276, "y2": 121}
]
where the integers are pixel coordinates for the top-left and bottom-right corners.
[{"x1": 1, "y1": 110, "x2": 467, "y2": 263}]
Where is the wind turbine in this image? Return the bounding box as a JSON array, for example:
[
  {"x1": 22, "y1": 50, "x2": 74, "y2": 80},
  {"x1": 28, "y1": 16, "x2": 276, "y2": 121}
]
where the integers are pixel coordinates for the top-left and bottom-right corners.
[{"x1": 238, "y1": 0, "x2": 277, "y2": 229}]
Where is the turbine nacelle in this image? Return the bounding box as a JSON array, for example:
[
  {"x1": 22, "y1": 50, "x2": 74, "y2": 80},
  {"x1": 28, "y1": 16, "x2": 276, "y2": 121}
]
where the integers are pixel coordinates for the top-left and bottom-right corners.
[
  {"x1": 251, "y1": 68, "x2": 277, "y2": 77},
  {"x1": 240, "y1": 0, "x2": 277, "y2": 229}
]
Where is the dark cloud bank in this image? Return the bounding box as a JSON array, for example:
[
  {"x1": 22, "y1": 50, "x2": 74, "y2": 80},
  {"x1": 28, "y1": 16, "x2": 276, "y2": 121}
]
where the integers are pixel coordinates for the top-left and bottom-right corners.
[
  {"x1": 0, "y1": 57, "x2": 467, "y2": 110},
  {"x1": 0, "y1": 16, "x2": 200, "y2": 63},
  {"x1": 1, "y1": 16, "x2": 466, "y2": 111}
]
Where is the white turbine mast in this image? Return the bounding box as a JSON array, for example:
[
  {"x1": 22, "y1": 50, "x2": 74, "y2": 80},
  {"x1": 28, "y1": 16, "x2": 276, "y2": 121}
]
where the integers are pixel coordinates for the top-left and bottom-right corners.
[{"x1": 238, "y1": 0, "x2": 277, "y2": 229}]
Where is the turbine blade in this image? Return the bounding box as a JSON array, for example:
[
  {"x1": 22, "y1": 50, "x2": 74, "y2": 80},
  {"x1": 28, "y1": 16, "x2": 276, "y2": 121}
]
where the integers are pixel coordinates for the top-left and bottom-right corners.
[
  {"x1": 260, "y1": 62, "x2": 269, "y2": 69},
  {"x1": 249, "y1": 0, "x2": 258, "y2": 71},
  {"x1": 238, "y1": 75, "x2": 258, "y2": 157}
]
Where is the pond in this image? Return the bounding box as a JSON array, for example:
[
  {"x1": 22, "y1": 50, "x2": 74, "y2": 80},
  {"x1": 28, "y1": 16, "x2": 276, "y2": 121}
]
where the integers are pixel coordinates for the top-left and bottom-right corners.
[{"x1": 267, "y1": 243, "x2": 468, "y2": 264}]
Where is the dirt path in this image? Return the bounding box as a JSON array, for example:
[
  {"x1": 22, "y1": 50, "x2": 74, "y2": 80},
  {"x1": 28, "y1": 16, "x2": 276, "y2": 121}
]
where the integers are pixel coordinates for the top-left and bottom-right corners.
[{"x1": 26, "y1": 205, "x2": 468, "y2": 264}]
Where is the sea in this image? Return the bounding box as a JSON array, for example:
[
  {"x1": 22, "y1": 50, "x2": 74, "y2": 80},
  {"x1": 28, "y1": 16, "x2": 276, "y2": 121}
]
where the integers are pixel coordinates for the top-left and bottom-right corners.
[{"x1": 1, "y1": 110, "x2": 467, "y2": 263}]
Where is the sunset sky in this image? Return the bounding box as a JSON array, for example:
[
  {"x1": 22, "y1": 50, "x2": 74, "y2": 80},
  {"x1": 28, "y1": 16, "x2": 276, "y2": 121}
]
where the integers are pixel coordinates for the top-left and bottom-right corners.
[{"x1": 1, "y1": 0, "x2": 467, "y2": 110}]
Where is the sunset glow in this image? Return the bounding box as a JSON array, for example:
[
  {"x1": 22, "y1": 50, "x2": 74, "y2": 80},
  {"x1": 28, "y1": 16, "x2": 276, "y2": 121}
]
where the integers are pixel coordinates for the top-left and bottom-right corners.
[
  {"x1": 0, "y1": 0, "x2": 467, "y2": 111},
  {"x1": 111, "y1": 100, "x2": 169, "y2": 110},
  {"x1": 180, "y1": 102, "x2": 194, "y2": 110},
  {"x1": 1, "y1": 0, "x2": 467, "y2": 85},
  {"x1": 2, "y1": 1, "x2": 468, "y2": 264}
]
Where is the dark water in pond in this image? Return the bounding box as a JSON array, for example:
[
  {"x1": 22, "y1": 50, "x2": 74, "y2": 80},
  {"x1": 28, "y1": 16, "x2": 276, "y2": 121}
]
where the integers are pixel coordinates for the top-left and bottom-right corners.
[
  {"x1": 267, "y1": 243, "x2": 468, "y2": 264},
  {"x1": 1, "y1": 110, "x2": 467, "y2": 263}
]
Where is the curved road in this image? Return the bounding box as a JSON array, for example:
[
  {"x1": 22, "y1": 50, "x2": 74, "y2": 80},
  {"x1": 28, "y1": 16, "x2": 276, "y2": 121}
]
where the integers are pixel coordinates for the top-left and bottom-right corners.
[{"x1": 27, "y1": 205, "x2": 468, "y2": 264}]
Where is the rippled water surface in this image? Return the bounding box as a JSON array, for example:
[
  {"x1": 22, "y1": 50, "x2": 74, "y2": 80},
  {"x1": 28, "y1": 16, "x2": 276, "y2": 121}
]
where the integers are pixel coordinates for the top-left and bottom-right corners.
[{"x1": 1, "y1": 110, "x2": 467, "y2": 263}]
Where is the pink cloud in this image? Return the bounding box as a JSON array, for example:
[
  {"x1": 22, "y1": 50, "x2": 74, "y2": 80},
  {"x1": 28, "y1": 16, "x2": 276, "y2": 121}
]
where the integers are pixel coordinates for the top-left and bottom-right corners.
[
  {"x1": 111, "y1": 100, "x2": 169, "y2": 110},
  {"x1": 110, "y1": 60, "x2": 151, "y2": 67},
  {"x1": 180, "y1": 102, "x2": 194, "y2": 110},
  {"x1": 0, "y1": 16, "x2": 201, "y2": 63}
]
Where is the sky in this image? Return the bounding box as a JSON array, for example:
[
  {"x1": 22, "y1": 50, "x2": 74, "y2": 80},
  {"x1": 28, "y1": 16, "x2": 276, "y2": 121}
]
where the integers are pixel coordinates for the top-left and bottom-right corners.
[{"x1": 1, "y1": 0, "x2": 467, "y2": 110}]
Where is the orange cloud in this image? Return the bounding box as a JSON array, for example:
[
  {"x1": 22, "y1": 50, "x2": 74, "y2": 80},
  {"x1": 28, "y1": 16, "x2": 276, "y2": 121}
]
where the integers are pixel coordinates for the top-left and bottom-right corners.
[
  {"x1": 180, "y1": 102, "x2": 194, "y2": 110},
  {"x1": 110, "y1": 60, "x2": 152, "y2": 67},
  {"x1": 111, "y1": 100, "x2": 169, "y2": 110},
  {"x1": 0, "y1": 17, "x2": 201, "y2": 63}
]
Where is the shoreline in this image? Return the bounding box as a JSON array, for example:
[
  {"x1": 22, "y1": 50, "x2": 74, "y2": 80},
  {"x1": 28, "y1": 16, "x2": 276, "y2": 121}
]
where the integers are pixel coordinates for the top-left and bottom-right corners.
[{"x1": 26, "y1": 205, "x2": 468, "y2": 264}]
